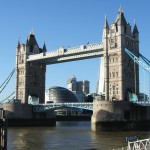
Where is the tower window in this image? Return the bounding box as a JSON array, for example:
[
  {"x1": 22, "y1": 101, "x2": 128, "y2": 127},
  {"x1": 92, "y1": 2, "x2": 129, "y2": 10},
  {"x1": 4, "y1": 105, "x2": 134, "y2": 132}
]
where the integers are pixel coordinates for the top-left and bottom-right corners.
[
  {"x1": 116, "y1": 57, "x2": 118, "y2": 62},
  {"x1": 112, "y1": 72, "x2": 115, "y2": 77},
  {"x1": 113, "y1": 86, "x2": 115, "y2": 94},
  {"x1": 116, "y1": 88, "x2": 118, "y2": 94},
  {"x1": 116, "y1": 72, "x2": 118, "y2": 77}
]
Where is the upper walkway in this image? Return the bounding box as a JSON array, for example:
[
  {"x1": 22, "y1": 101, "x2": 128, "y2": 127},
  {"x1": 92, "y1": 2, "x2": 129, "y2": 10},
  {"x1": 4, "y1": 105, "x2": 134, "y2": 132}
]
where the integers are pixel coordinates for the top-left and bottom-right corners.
[{"x1": 27, "y1": 42, "x2": 104, "y2": 64}]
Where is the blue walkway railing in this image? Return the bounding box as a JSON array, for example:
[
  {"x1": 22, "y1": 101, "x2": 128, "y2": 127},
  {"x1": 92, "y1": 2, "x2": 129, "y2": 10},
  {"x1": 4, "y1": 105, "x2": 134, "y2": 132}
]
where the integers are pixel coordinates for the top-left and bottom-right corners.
[{"x1": 32, "y1": 102, "x2": 93, "y2": 112}]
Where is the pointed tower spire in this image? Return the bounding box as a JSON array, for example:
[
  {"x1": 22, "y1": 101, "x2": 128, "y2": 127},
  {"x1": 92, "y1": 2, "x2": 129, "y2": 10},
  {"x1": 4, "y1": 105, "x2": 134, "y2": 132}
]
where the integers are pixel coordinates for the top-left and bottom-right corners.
[
  {"x1": 43, "y1": 41, "x2": 47, "y2": 52},
  {"x1": 17, "y1": 37, "x2": 21, "y2": 48},
  {"x1": 133, "y1": 19, "x2": 139, "y2": 33},
  {"x1": 115, "y1": 6, "x2": 127, "y2": 26},
  {"x1": 104, "y1": 14, "x2": 109, "y2": 29},
  {"x1": 133, "y1": 19, "x2": 139, "y2": 41},
  {"x1": 119, "y1": 5, "x2": 123, "y2": 13},
  {"x1": 26, "y1": 36, "x2": 29, "y2": 46},
  {"x1": 28, "y1": 32, "x2": 39, "y2": 47}
]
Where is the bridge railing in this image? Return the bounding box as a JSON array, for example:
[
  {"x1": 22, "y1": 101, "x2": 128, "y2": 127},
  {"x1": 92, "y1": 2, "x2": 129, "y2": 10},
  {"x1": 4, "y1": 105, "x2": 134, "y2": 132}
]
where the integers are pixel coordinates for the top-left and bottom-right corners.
[
  {"x1": 110, "y1": 138, "x2": 150, "y2": 150},
  {"x1": 128, "y1": 138, "x2": 150, "y2": 150}
]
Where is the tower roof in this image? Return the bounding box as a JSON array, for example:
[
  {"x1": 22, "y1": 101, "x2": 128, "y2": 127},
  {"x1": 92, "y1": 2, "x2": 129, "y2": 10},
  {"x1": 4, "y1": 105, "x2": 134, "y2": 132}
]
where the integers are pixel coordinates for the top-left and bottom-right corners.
[
  {"x1": 26, "y1": 32, "x2": 39, "y2": 47},
  {"x1": 43, "y1": 42, "x2": 47, "y2": 52},
  {"x1": 115, "y1": 7, "x2": 127, "y2": 26},
  {"x1": 17, "y1": 38, "x2": 20, "y2": 48},
  {"x1": 133, "y1": 20, "x2": 139, "y2": 34}
]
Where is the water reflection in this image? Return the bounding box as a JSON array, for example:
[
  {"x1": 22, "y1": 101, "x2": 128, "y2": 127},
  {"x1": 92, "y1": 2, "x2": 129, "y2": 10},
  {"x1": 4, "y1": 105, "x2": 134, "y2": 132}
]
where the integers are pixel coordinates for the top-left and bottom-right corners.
[{"x1": 7, "y1": 121, "x2": 150, "y2": 150}]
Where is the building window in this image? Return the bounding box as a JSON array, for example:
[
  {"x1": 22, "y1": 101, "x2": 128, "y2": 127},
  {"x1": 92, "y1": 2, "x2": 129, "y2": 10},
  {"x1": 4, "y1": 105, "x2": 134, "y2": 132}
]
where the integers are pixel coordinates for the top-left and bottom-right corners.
[
  {"x1": 116, "y1": 57, "x2": 118, "y2": 62},
  {"x1": 113, "y1": 86, "x2": 115, "y2": 94},
  {"x1": 112, "y1": 72, "x2": 115, "y2": 77},
  {"x1": 116, "y1": 88, "x2": 118, "y2": 94},
  {"x1": 116, "y1": 72, "x2": 118, "y2": 77}
]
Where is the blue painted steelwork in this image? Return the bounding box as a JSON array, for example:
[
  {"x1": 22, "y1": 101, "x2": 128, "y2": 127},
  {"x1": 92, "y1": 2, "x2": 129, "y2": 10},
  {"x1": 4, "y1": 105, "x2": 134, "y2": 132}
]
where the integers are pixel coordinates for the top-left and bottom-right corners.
[
  {"x1": 32, "y1": 102, "x2": 93, "y2": 112},
  {"x1": 125, "y1": 48, "x2": 150, "y2": 72}
]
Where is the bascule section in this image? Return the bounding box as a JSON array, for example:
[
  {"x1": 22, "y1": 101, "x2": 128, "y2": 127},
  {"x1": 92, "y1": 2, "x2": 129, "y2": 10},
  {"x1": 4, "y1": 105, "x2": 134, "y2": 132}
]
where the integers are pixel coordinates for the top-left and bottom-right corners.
[{"x1": 16, "y1": 32, "x2": 46, "y2": 104}]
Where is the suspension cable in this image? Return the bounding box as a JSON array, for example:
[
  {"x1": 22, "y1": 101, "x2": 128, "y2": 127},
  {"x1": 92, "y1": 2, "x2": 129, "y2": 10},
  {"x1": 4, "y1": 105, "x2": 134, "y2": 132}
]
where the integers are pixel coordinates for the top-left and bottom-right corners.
[
  {"x1": 0, "y1": 68, "x2": 15, "y2": 93},
  {"x1": 139, "y1": 53, "x2": 150, "y2": 66},
  {"x1": 0, "y1": 68, "x2": 15, "y2": 88},
  {"x1": 0, "y1": 91, "x2": 15, "y2": 103}
]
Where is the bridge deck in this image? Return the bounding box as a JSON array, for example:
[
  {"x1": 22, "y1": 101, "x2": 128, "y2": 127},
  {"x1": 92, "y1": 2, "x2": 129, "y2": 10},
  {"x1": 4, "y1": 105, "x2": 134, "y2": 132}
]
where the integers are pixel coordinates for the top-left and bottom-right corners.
[{"x1": 27, "y1": 42, "x2": 104, "y2": 64}]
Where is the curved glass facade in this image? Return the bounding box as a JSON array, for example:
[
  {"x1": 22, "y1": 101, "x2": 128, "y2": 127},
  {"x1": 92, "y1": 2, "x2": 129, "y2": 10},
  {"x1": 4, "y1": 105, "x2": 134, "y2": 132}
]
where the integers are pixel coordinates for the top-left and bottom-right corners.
[{"x1": 48, "y1": 86, "x2": 79, "y2": 103}]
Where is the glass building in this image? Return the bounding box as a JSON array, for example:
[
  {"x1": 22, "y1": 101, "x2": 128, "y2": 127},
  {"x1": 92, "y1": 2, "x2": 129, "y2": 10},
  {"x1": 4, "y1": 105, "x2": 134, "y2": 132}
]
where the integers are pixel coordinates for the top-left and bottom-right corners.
[
  {"x1": 45, "y1": 86, "x2": 79, "y2": 103},
  {"x1": 45, "y1": 86, "x2": 80, "y2": 115}
]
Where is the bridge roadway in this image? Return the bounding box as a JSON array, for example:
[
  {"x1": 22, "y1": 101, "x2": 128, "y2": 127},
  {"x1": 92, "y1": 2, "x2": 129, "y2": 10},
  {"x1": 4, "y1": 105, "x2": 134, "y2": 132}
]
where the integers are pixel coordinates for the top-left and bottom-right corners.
[
  {"x1": 32, "y1": 101, "x2": 150, "y2": 112},
  {"x1": 32, "y1": 102, "x2": 93, "y2": 112},
  {"x1": 27, "y1": 42, "x2": 104, "y2": 64}
]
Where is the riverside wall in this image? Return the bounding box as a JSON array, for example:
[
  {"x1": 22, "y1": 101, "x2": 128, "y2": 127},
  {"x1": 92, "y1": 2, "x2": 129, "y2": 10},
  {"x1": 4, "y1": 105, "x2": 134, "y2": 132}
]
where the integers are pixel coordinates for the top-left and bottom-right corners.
[
  {"x1": 3, "y1": 103, "x2": 56, "y2": 127},
  {"x1": 91, "y1": 100, "x2": 150, "y2": 131}
]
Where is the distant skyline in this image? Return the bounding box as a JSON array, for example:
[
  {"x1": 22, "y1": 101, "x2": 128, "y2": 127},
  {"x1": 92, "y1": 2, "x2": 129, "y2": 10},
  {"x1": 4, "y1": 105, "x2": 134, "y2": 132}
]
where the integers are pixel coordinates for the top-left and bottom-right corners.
[{"x1": 0, "y1": 1, "x2": 150, "y2": 100}]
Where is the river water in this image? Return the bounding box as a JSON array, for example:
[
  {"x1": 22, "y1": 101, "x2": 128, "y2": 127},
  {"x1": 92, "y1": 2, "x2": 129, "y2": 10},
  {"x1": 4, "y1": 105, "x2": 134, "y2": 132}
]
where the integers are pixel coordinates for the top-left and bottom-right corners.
[{"x1": 7, "y1": 121, "x2": 150, "y2": 150}]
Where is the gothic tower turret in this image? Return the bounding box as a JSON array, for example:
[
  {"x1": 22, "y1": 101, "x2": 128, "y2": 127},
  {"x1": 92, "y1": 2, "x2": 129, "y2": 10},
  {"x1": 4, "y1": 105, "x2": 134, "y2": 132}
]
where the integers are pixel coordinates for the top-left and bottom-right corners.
[
  {"x1": 102, "y1": 7, "x2": 139, "y2": 101},
  {"x1": 16, "y1": 32, "x2": 46, "y2": 103}
]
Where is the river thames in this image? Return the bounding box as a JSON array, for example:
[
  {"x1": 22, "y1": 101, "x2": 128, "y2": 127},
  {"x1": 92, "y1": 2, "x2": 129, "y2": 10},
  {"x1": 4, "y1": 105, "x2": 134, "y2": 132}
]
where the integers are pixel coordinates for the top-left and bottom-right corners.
[{"x1": 7, "y1": 121, "x2": 150, "y2": 150}]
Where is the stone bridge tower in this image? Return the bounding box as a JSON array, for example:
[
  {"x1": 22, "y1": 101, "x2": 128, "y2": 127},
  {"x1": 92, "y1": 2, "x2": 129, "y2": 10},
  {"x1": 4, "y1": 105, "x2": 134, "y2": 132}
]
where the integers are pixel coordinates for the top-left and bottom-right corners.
[
  {"x1": 16, "y1": 32, "x2": 46, "y2": 103},
  {"x1": 103, "y1": 7, "x2": 139, "y2": 101}
]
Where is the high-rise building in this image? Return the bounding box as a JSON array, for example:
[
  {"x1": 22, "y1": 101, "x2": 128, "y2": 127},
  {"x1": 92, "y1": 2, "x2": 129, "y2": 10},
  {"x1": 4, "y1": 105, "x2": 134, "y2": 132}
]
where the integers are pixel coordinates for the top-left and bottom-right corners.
[{"x1": 67, "y1": 76, "x2": 89, "y2": 101}]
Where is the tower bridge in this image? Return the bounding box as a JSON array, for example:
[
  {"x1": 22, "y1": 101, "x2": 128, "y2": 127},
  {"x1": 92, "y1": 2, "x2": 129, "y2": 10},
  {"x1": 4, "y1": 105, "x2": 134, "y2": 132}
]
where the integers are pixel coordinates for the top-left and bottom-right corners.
[
  {"x1": 16, "y1": 7, "x2": 140, "y2": 104},
  {"x1": 3, "y1": 7, "x2": 150, "y2": 131}
]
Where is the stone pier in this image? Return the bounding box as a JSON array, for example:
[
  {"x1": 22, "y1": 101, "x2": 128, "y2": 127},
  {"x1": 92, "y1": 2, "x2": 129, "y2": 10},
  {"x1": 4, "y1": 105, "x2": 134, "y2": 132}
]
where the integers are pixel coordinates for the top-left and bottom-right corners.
[
  {"x1": 3, "y1": 103, "x2": 56, "y2": 127},
  {"x1": 91, "y1": 100, "x2": 150, "y2": 131}
]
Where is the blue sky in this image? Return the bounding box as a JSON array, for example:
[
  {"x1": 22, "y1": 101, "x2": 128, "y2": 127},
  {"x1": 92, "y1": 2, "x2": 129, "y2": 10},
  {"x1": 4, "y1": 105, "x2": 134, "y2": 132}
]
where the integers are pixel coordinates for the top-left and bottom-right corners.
[{"x1": 0, "y1": 0, "x2": 150, "y2": 100}]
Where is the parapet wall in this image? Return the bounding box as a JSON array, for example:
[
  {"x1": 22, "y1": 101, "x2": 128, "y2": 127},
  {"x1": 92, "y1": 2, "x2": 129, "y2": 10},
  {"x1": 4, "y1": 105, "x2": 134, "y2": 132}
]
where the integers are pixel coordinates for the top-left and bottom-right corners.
[{"x1": 3, "y1": 103, "x2": 33, "y2": 119}]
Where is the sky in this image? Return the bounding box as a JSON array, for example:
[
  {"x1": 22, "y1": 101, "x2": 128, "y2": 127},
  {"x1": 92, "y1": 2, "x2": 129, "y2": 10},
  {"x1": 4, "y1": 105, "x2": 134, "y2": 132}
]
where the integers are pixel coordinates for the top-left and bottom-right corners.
[{"x1": 0, "y1": 0, "x2": 150, "y2": 100}]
